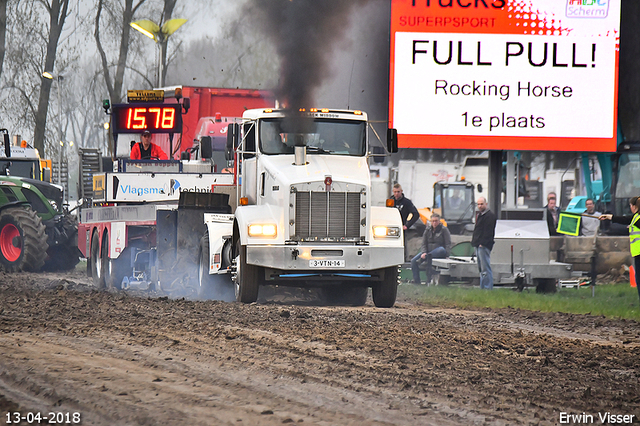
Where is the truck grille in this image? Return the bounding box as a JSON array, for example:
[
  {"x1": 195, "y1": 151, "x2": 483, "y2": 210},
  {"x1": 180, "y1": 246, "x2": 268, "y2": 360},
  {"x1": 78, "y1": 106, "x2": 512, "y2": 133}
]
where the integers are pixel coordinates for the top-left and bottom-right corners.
[{"x1": 294, "y1": 191, "x2": 361, "y2": 241}]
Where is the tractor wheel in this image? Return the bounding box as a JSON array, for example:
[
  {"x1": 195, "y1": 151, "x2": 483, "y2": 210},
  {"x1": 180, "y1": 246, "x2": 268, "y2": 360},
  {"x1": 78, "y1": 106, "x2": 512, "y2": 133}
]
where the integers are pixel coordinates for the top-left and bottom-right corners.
[
  {"x1": 0, "y1": 207, "x2": 48, "y2": 272},
  {"x1": 372, "y1": 266, "x2": 399, "y2": 308},
  {"x1": 234, "y1": 241, "x2": 259, "y2": 303},
  {"x1": 90, "y1": 230, "x2": 105, "y2": 289},
  {"x1": 44, "y1": 214, "x2": 81, "y2": 271}
]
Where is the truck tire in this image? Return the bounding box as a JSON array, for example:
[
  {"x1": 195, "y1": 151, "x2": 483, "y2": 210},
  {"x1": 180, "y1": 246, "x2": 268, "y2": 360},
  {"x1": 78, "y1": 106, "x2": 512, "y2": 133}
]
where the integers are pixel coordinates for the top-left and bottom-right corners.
[
  {"x1": 234, "y1": 241, "x2": 259, "y2": 303},
  {"x1": 0, "y1": 207, "x2": 48, "y2": 272},
  {"x1": 321, "y1": 286, "x2": 368, "y2": 306},
  {"x1": 104, "y1": 252, "x2": 126, "y2": 291},
  {"x1": 90, "y1": 230, "x2": 105, "y2": 289},
  {"x1": 101, "y1": 231, "x2": 123, "y2": 290},
  {"x1": 372, "y1": 266, "x2": 399, "y2": 308}
]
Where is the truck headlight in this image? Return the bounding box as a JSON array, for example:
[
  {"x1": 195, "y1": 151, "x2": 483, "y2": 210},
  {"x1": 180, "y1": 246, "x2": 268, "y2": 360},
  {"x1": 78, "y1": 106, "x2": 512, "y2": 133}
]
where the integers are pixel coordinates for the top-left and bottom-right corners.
[
  {"x1": 248, "y1": 223, "x2": 277, "y2": 238},
  {"x1": 372, "y1": 226, "x2": 400, "y2": 238}
]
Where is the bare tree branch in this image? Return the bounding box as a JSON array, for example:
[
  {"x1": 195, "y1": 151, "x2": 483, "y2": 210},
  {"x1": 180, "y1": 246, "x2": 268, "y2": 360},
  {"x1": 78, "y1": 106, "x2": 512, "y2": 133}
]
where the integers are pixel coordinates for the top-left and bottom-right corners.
[
  {"x1": 33, "y1": 0, "x2": 72, "y2": 156},
  {"x1": 0, "y1": 0, "x2": 7, "y2": 81}
]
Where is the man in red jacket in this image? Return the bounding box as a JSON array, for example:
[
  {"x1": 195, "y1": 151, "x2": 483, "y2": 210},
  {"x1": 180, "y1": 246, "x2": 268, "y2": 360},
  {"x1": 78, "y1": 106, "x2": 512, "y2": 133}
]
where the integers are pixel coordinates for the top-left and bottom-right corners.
[{"x1": 130, "y1": 130, "x2": 168, "y2": 160}]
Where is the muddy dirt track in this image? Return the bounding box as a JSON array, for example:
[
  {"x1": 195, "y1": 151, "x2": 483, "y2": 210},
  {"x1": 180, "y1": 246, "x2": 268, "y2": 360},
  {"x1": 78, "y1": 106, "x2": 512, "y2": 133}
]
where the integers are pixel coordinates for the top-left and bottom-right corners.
[{"x1": 0, "y1": 270, "x2": 639, "y2": 426}]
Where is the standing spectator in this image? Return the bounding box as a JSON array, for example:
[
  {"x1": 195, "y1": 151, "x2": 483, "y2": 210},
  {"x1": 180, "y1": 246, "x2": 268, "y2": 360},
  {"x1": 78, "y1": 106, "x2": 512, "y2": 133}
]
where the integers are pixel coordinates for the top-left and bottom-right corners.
[
  {"x1": 581, "y1": 198, "x2": 602, "y2": 237},
  {"x1": 545, "y1": 192, "x2": 560, "y2": 236},
  {"x1": 471, "y1": 197, "x2": 497, "y2": 290},
  {"x1": 600, "y1": 196, "x2": 640, "y2": 304},
  {"x1": 392, "y1": 183, "x2": 421, "y2": 261},
  {"x1": 391, "y1": 183, "x2": 419, "y2": 230},
  {"x1": 410, "y1": 213, "x2": 451, "y2": 285}
]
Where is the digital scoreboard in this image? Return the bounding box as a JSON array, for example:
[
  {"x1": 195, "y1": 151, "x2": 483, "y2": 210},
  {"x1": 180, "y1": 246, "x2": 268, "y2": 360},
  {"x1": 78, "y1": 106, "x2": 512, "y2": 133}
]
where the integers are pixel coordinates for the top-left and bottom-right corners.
[{"x1": 111, "y1": 103, "x2": 182, "y2": 134}]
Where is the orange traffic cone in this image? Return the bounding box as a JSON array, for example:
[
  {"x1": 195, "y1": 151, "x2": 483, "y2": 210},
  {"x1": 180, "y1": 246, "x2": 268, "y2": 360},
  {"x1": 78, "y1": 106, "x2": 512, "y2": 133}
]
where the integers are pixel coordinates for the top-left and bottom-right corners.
[{"x1": 631, "y1": 265, "x2": 637, "y2": 288}]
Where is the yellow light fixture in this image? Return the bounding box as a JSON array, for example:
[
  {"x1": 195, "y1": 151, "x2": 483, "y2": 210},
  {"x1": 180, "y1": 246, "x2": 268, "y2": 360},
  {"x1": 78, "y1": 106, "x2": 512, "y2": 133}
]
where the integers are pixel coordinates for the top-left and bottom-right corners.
[
  {"x1": 130, "y1": 20, "x2": 159, "y2": 40},
  {"x1": 248, "y1": 224, "x2": 277, "y2": 238},
  {"x1": 161, "y1": 18, "x2": 187, "y2": 37},
  {"x1": 131, "y1": 18, "x2": 187, "y2": 42}
]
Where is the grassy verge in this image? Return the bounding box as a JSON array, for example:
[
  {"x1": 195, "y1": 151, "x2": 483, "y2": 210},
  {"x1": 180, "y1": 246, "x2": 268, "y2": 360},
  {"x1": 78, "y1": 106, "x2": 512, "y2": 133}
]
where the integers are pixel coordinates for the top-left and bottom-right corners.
[{"x1": 398, "y1": 282, "x2": 640, "y2": 321}]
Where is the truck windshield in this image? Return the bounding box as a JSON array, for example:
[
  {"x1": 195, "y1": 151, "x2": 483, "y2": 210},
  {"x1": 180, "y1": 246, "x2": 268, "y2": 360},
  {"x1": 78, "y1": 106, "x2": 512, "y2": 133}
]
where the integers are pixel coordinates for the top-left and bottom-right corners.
[{"x1": 259, "y1": 118, "x2": 366, "y2": 156}]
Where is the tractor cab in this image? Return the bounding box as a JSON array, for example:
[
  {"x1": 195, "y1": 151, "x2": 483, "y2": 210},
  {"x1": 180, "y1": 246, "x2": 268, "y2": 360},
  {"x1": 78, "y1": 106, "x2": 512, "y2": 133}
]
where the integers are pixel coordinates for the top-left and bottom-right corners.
[{"x1": 433, "y1": 181, "x2": 476, "y2": 234}]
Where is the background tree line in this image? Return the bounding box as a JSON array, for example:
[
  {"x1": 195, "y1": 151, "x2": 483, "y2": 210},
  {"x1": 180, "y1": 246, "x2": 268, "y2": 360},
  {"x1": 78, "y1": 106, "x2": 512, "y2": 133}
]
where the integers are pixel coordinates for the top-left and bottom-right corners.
[{"x1": 0, "y1": 0, "x2": 277, "y2": 164}]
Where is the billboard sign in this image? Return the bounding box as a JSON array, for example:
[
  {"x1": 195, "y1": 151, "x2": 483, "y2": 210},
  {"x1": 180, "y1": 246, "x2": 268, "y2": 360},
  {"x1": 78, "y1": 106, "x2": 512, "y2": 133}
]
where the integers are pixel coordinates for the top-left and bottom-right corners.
[{"x1": 389, "y1": 0, "x2": 621, "y2": 152}]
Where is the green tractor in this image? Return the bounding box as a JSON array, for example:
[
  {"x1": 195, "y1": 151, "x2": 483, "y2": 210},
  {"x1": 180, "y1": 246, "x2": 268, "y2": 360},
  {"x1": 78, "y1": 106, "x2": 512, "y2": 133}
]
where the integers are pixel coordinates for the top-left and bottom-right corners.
[{"x1": 0, "y1": 129, "x2": 80, "y2": 272}]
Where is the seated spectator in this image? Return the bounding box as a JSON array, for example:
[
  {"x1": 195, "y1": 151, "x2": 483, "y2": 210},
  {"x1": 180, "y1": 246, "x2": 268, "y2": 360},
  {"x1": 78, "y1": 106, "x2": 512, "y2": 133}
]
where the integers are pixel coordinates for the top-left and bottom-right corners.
[
  {"x1": 411, "y1": 213, "x2": 451, "y2": 285},
  {"x1": 130, "y1": 130, "x2": 168, "y2": 160}
]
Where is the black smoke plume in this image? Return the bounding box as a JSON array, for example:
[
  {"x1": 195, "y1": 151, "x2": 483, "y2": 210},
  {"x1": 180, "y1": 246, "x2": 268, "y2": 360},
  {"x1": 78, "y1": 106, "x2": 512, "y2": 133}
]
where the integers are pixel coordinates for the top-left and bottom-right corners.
[{"x1": 246, "y1": 0, "x2": 372, "y2": 110}]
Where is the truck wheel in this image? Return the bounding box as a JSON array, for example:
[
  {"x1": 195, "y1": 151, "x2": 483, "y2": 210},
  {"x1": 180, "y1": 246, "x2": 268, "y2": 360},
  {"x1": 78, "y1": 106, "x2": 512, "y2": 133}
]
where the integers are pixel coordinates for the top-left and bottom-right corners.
[
  {"x1": 101, "y1": 232, "x2": 123, "y2": 290},
  {"x1": 321, "y1": 286, "x2": 368, "y2": 306},
  {"x1": 372, "y1": 266, "x2": 399, "y2": 308},
  {"x1": 234, "y1": 241, "x2": 259, "y2": 303},
  {"x1": 535, "y1": 278, "x2": 557, "y2": 294},
  {"x1": 90, "y1": 230, "x2": 105, "y2": 289},
  {"x1": 105, "y1": 253, "x2": 126, "y2": 290},
  {"x1": 0, "y1": 207, "x2": 48, "y2": 272}
]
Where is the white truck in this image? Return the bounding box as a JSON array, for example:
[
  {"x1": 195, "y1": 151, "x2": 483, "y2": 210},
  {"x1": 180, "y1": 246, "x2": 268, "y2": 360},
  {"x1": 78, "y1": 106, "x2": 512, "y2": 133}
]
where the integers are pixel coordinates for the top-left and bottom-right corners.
[
  {"x1": 79, "y1": 102, "x2": 404, "y2": 307},
  {"x1": 202, "y1": 108, "x2": 404, "y2": 307}
]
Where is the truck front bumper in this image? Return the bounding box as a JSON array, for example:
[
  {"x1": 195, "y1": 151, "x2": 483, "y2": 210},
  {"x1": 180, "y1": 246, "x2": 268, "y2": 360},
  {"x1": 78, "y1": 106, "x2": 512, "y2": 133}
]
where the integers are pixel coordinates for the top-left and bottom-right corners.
[{"x1": 246, "y1": 244, "x2": 404, "y2": 272}]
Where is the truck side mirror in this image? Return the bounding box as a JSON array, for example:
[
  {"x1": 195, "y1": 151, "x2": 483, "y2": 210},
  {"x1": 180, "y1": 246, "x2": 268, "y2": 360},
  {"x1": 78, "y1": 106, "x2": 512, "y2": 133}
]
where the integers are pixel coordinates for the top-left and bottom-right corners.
[
  {"x1": 226, "y1": 123, "x2": 239, "y2": 161},
  {"x1": 2, "y1": 130, "x2": 10, "y2": 158},
  {"x1": 477, "y1": 183, "x2": 483, "y2": 193},
  {"x1": 387, "y1": 128, "x2": 398, "y2": 154},
  {"x1": 200, "y1": 136, "x2": 213, "y2": 159}
]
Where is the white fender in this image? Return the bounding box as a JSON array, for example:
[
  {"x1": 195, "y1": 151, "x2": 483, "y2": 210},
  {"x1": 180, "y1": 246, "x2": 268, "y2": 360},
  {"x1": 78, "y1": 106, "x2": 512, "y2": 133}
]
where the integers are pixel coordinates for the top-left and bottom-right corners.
[
  {"x1": 370, "y1": 206, "x2": 405, "y2": 248},
  {"x1": 203, "y1": 213, "x2": 234, "y2": 274}
]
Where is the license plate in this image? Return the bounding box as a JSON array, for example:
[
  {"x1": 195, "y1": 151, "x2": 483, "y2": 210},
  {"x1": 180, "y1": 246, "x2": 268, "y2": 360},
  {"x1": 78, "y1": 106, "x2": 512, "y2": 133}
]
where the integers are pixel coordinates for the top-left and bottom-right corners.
[{"x1": 309, "y1": 259, "x2": 345, "y2": 268}]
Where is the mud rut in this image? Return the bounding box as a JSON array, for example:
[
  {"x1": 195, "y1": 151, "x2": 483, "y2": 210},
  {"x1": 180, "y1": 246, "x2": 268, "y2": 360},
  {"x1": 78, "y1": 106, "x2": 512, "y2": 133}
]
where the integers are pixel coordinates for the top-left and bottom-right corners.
[{"x1": 0, "y1": 270, "x2": 639, "y2": 426}]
